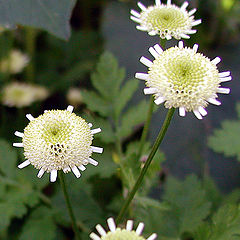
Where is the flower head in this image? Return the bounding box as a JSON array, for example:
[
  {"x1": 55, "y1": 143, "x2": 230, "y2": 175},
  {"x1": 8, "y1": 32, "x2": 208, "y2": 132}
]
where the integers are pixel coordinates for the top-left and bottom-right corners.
[
  {"x1": 90, "y1": 217, "x2": 157, "y2": 240},
  {"x1": 130, "y1": 0, "x2": 201, "y2": 39},
  {"x1": 13, "y1": 106, "x2": 103, "y2": 182},
  {"x1": 2, "y1": 82, "x2": 49, "y2": 108},
  {"x1": 136, "y1": 41, "x2": 231, "y2": 119},
  {"x1": 0, "y1": 50, "x2": 29, "y2": 74}
]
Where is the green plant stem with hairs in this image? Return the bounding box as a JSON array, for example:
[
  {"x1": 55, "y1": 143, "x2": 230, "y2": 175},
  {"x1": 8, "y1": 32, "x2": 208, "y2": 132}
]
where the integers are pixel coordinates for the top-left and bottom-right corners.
[
  {"x1": 116, "y1": 108, "x2": 175, "y2": 224},
  {"x1": 59, "y1": 171, "x2": 82, "y2": 240},
  {"x1": 136, "y1": 39, "x2": 167, "y2": 160}
]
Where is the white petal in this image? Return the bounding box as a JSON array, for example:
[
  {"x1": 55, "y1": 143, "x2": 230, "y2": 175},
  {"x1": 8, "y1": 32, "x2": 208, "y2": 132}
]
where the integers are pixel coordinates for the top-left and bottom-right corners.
[
  {"x1": 166, "y1": 34, "x2": 172, "y2": 40},
  {"x1": 13, "y1": 142, "x2": 23, "y2": 147},
  {"x1": 14, "y1": 131, "x2": 24, "y2": 138},
  {"x1": 126, "y1": 220, "x2": 133, "y2": 231},
  {"x1": 130, "y1": 9, "x2": 141, "y2": 18},
  {"x1": 136, "y1": 25, "x2": 148, "y2": 31},
  {"x1": 188, "y1": 8, "x2": 197, "y2": 16},
  {"x1": 193, "y1": 44, "x2": 199, "y2": 52},
  {"x1": 180, "y1": 33, "x2": 190, "y2": 39},
  {"x1": 26, "y1": 114, "x2": 34, "y2": 121},
  {"x1": 217, "y1": 87, "x2": 230, "y2": 94},
  {"x1": 91, "y1": 146, "x2": 103, "y2": 154},
  {"x1": 91, "y1": 128, "x2": 101, "y2": 134},
  {"x1": 66, "y1": 105, "x2": 74, "y2": 113},
  {"x1": 50, "y1": 170, "x2": 58, "y2": 182},
  {"x1": 78, "y1": 165, "x2": 86, "y2": 171},
  {"x1": 135, "y1": 72, "x2": 149, "y2": 80},
  {"x1": 148, "y1": 30, "x2": 157, "y2": 36},
  {"x1": 137, "y1": 2, "x2": 147, "y2": 11},
  {"x1": 208, "y1": 98, "x2": 221, "y2": 105},
  {"x1": 136, "y1": 222, "x2": 144, "y2": 235},
  {"x1": 178, "y1": 41, "x2": 184, "y2": 49},
  {"x1": 144, "y1": 88, "x2": 158, "y2": 95},
  {"x1": 89, "y1": 233, "x2": 101, "y2": 240},
  {"x1": 147, "y1": 233, "x2": 158, "y2": 240},
  {"x1": 96, "y1": 224, "x2": 107, "y2": 236},
  {"x1": 107, "y1": 218, "x2": 116, "y2": 232},
  {"x1": 193, "y1": 110, "x2": 203, "y2": 120},
  {"x1": 191, "y1": 19, "x2": 202, "y2": 26},
  {"x1": 63, "y1": 167, "x2": 71, "y2": 173},
  {"x1": 153, "y1": 44, "x2": 163, "y2": 54},
  {"x1": 219, "y1": 71, "x2": 231, "y2": 77},
  {"x1": 37, "y1": 168, "x2": 45, "y2": 178},
  {"x1": 198, "y1": 106, "x2": 207, "y2": 116},
  {"x1": 167, "y1": 0, "x2": 171, "y2": 5},
  {"x1": 155, "y1": 0, "x2": 161, "y2": 6},
  {"x1": 211, "y1": 57, "x2": 221, "y2": 65},
  {"x1": 130, "y1": 16, "x2": 142, "y2": 24},
  {"x1": 181, "y1": 2, "x2": 189, "y2": 10},
  {"x1": 154, "y1": 96, "x2": 165, "y2": 105},
  {"x1": 149, "y1": 47, "x2": 160, "y2": 59},
  {"x1": 179, "y1": 107, "x2": 186, "y2": 117},
  {"x1": 71, "y1": 166, "x2": 81, "y2": 178},
  {"x1": 220, "y1": 76, "x2": 232, "y2": 82},
  {"x1": 88, "y1": 158, "x2": 99, "y2": 166},
  {"x1": 18, "y1": 160, "x2": 30, "y2": 169},
  {"x1": 88, "y1": 123, "x2": 93, "y2": 127},
  {"x1": 140, "y1": 56, "x2": 153, "y2": 68},
  {"x1": 185, "y1": 29, "x2": 197, "y2": 34}
]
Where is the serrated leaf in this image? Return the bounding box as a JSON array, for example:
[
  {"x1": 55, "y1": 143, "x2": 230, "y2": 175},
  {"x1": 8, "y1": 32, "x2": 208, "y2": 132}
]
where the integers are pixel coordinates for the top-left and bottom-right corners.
[
  {"x1": 119, "y1": 100, "x2": 149, "y2": 139},
  {"x1": 114, "y1": 79, "x2": 139, "y2": 120},
  {"x1": 0, "y1": 0, "x2": 76, "y2": 40},
  {"x1": 19, "y1": 207, "x2": 57, "y2": 240},
  {"x1": 91, "y1": 52, "x2": 125, "y2": 100},
  {"x1": 81, "y1": 90, "x2": 111, "y2": 117},
  {"x1": 0, "y1": 139, "x2": 17, "y2": 178}
]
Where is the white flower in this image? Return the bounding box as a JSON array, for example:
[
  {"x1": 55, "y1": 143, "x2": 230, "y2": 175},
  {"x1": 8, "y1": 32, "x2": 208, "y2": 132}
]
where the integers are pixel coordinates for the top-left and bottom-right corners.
[
  {"x1": 135, "y1": 41, "x2": 232, "y2": 119},
  {"x1": 90, "y1": 217, "x2": 157, "y2": 240},
  {"x1": 2, "y1": 82, "x2": 49, "y2": 108},
  {"x1": 130, "y1": 0, "x2": 201, "y2": 39},
  {"x1": 66, "y1": 88, "x2": 83, "y2": 107},
  {"x1": 0, "y1": 50, "x2": 29, "y2": 74},
  {"x1": 13, "y1": 106, "x2": 103, "y2": 182}
]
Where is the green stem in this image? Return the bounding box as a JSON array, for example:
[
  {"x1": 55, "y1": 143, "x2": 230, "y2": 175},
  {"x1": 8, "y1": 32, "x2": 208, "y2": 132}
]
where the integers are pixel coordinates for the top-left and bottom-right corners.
[
  {"x1": 59, "y1": 171, "x2": 81, "y2": 240},
  {"x1": 25, "y1": 27, "x2": 37, "y2": 82},
  {"x1": 116, "y1": 108, "x2": 175, "y2": 224},
  {"x1": 137, "y1": 95, "x2": 154, "y2": 160}
]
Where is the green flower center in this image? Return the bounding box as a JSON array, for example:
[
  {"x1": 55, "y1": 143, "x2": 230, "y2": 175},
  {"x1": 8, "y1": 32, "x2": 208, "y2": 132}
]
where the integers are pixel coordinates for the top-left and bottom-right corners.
[{"x1": 102, "y1": 229, "x2": 145, "y2": 240}]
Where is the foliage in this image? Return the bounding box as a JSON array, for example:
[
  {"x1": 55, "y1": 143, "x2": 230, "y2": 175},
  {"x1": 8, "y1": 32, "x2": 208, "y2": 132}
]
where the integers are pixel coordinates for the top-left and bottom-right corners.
[{"x1": 208, "y1": 103, "x2": 240, "y2": 161}]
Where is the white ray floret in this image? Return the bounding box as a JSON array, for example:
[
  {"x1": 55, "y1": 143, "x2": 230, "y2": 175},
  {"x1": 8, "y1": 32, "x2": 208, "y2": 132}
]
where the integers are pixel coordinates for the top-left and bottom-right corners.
[
  {"x1": 193, "y1": 44, "x2": 199, "y2": 52},
  {"x1": 208, "y1": 98, "x2": 221, "y2": 106},
  {"x1": 107, "y1": 218, "x2": 116, "y2": 232},
  {"x1": 219, "y1": 71, "x2": 231, "y2": 77},
  {"x1": 149, "y1": 47, "x2": 159, "y2": 59},
  {"x1": 217, "y1": 88, "x2": 230, "y2": 94},
  {"x1": 137, "y1": 2, "x2": 147, "y2": 11},
  {"x1": 198, "y1": 106, "x2": 208, "y2": 116},
  {"x1": 154, "y1": 96, "x2": 165, "y2": 105},
  {"x1": 153, "y1": 44, "x2": 163, "y2": 54},
  {"x1": 78, "y1": 165, "x2": 86, "y2": 171},
  {"x1": 140, "y1": 56, "x2": 152, "y2": 68},
  {"x1": 189, "y1": 8, "x2": 197, "y2": 16},
  {"x1": 14, "y1": 131, "x2": 24, "y2": 138},
  {"x1": 50, "y1": 170, "x2": 57, "y2": 182},
  {"x1": 135, "y1": 72, "x2": 149, "y2": 81},
  {"x1": 144, "y1": 88, "x2": 158, "y2": 95},
  {"x1": 178, "y1": 41, "x2": 184, "y2": 49},
  {"x1": 130, "y1": 9, "x2": 141, "y2": 18},
  {"x1": 26, "y1": 114, "x2": 34, "y2": 121},
  {"x1": 91, "y1": 128, "x2": 101, "y2": 134},
  {"x1": 88, "y1": 158, "x2": 98, "y2": 166},
  {"x1": 18, "y1": 160, "x2": 30, "y2": 169},
  {"x1": 191, "y1": 19, "x2": 202, "y2": 26},
  {"x1": 179, "y1": 107, "x2": 186, "y2": 117},
  {"x1": 37, "y1": 168, "x2": 45, "y2": 178},
  {"x1": 136, "y1": 222, "x2": 144, "y2": 235},
  {"x1": 181, "y1": 2, "x2": 189, "y2": 10},
  {"x1": 66, "y1": 105, "x2": 74, "y2": 113},
  {"x1": 91, "y1": 146, "x2": 103, "y2": 154},
  {"x1": 220, "y1": 76, "x2": 232, "y2": 82},
  {"x1": 193, "y1": 110, "x2": 203, "y2": 120},
  {"x1": 130, "y1": 16, "x2": 142, "y2": 23},
  {"x1": 13, "y1": 142, "x2": 23, "y2": 147},
  {"x1": 211, "y1": 57, "x2": 221, "y2": 65},
  {"x1": 71, "y1": 165, "x2": 81, "y2": 178},
  {"x1": 96, "y1": 224, "x2": 107, "y2": 236},
  {"x1": 126, "y1": 220, "x2": 133, "y2": 231}
]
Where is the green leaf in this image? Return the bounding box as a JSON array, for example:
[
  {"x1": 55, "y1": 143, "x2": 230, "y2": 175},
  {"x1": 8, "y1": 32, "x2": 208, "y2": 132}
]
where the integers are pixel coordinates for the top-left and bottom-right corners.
[
  {"x1": 208, "y1": 103, "x2": 240, "y2": 161},
  {"x1": 81, "y1": 90, "x2": 111, "y2": 117},
  {"x1": 91, "y1": 52, "x2": 125, "y2": 101},
  {"x1": 114, "y1": 79, "x2": 139, "y2": 120},
  {"x1": 119, "y1": 100, "x2": 149, "y2": 139},
  {"x1": 0, "y1": 139, "x2": 17, "y2": 178},
  {"x1": 135, "y1": 196, "x2": 170, "y2": 210},
  {"x1": 19, "y1": 207, "x2": 57, "y2": 240},
  {"x1": 0, "y1": 0, "x2": 76, "y2": 40}
]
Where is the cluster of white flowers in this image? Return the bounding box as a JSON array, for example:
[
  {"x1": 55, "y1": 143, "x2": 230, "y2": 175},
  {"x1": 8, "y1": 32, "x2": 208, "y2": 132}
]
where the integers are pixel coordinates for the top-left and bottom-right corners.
[{"x1": 2, "y1": 82, "x2": 49, "y2": 108}]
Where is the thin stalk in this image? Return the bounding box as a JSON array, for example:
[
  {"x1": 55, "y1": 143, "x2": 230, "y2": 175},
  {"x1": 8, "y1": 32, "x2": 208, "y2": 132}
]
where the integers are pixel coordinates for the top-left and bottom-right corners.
[
  {"x1": 25, "y1": 27, "x2": 37, "y2": 82},
  {"x1": 136, "y1": 38, "x2": 167, "y2": 160},
  {"x1": 59, "y1": 171, "x2": 81, "y2": 240},
  {"x1": 116, "y1": 108, "x2": 175, "y2": 224}
]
